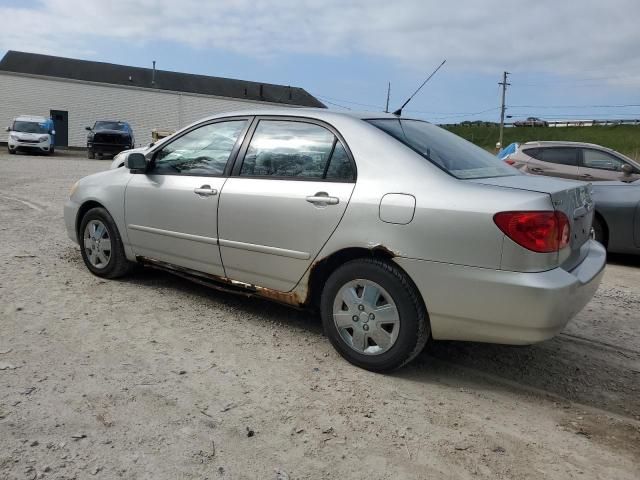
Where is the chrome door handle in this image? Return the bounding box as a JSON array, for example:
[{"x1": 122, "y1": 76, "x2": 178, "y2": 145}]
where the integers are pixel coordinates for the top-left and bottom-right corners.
[
  {"x1": 580, "y1": 174, "x2": 593, "y2": 178},
  {"x1": 306, "y1": 192, "x2": 339, "y2": 206},
  {"x1": 529, "y1": 167, "x2": 544, "y2": 173},
  {"x1": 194, "y1": 185, "x2": 218, "y2": 197}
]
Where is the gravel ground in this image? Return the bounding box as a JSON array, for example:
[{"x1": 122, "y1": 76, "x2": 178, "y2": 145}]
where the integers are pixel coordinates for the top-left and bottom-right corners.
[{"x1": 1, "y1": 151, "x2": 639, "y2": 480}]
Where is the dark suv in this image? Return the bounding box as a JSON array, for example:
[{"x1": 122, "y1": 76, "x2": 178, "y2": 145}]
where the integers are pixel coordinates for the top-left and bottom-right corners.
[{"x1": 86, "y1": 121, "x2": 134, "y2": 159}]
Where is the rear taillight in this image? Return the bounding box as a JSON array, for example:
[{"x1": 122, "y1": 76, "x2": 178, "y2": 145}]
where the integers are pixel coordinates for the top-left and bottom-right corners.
[
  {"x1": 494, "y1": 211, "x2": 570, "y2": 253},
  {"x1": 504, "y1": 159, "x2": 516, "y2": 165}
]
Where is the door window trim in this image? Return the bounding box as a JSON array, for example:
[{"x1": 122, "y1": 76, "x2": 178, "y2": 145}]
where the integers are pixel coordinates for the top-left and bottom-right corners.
[
  {"x1": 147, "y1": 116, "x2": 254, "y2": 177},
  {"x1": 229, "y1": 115, "x2": 357, "y2": 183}
]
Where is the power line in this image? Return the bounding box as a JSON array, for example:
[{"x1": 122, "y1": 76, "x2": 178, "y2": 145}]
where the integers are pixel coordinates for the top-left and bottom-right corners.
[
  {"x1": 313, "y1": 94, "x2": 382, "y2": 110},
  {"x1": 509, "y1": 103, "x2": 640, "y2": 109},
  {"x1": 317, "y1": 97, "x2": 352, "y2": 110}
]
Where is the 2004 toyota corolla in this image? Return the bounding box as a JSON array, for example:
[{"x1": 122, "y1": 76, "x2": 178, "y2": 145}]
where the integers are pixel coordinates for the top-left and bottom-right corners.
[{"x1": 64, "y1": 110, "x2": 606, "y2": 371}]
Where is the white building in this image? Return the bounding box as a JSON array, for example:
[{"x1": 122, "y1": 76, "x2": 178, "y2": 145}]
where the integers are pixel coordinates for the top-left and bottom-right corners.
[{"x1": 0, "y1": 51, "x2": 325, "y2": 148}]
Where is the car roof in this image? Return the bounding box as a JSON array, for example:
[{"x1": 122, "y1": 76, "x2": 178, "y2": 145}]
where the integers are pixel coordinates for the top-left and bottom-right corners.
[
  {"x1": 14, "y1": 115, "x2": 48, "y2": 122},
  {"x1": 195, "y1": 108, "x2": 423, "y2": 123}
]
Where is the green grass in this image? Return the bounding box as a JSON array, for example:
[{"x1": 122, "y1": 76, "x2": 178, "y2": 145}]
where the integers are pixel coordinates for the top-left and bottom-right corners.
[{"x1": 444, "y1": 124, "x2": 640, "y2": 160}]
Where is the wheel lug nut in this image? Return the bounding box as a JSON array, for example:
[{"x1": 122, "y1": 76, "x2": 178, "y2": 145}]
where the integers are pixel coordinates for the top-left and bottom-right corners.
[
  {"x1": 369, "y1": 313, "x2": 375, "y2": 320},
  {"x1": 352, "y1": 315, "x2": 359, "y2": 322},
  {"x1": 363, "y1": 324, "x2": 369, "y2": 331},
  {"x1": 358, "y1": 304, "x2": 365, "y2": 311}
]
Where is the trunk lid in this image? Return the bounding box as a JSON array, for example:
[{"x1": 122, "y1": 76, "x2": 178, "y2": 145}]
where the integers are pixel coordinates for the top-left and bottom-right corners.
[{"x1": 469, "y1": 175, "x2": 594, "y2": 261}]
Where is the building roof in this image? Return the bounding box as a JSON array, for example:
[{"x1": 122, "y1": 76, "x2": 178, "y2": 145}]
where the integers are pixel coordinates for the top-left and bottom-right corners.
[{"x1": 0, "y1": 50, "x2": 325, "y2": 108}]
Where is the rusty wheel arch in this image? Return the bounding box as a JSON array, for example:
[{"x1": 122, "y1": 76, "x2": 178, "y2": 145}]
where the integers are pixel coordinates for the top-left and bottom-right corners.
[
  {"x1": 76, "y1": 200, "x2": 108, "y2": 239},
  {"x1": 307, "y1": 246, "x2": 398, "y2": 309}
]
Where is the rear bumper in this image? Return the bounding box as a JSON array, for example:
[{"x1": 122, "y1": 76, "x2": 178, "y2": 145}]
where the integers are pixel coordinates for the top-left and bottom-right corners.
[{"x1": 395, "y1": 240, "x2": 606, "y2": 345}]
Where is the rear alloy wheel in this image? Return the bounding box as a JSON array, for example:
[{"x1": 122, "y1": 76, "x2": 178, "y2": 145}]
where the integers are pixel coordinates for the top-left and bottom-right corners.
[
  {"x1": 79, "y1": 207, "x2": 133, "y2": 278},
  {"x1": 321, "y1": 258, "x2": 430, "y2": 371}
]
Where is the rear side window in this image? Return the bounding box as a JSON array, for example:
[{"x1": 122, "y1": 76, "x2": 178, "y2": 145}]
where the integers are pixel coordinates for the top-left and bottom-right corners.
[
  {"x1": 527, "y1": 147, "x2": 578, "y2": 166},
  {"x1": 367, "y1": 119, "x2": 516, "y2": 179},
  {"x1": 240, "y1": 120, "x2": 355, "y2": 181}
]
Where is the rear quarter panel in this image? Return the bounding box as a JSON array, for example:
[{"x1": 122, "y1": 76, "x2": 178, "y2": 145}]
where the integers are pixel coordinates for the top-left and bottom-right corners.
[{"x1": 311, "y1": 119, "x2": 553, "y2": 270}]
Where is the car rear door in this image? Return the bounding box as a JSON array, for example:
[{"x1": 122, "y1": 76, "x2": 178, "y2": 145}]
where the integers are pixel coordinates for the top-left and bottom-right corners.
[
  {"x1": 522, "y1": 147, "x2": 580, "y2": 179},
  {"x1": 124, "y1": 118, "x2": 250, "y2": 276},
  {"x1": 217, "y1": 117, "x2": 356, "y2": 292},
  {"x1": 579, "y1": 148, "x2": 640, "y2": 182}
]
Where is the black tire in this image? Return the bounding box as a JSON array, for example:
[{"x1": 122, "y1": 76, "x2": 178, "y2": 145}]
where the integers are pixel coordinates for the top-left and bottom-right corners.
[
  {"x1": 320, "y1": 258, "x2": 430, "y2": 372},
  {"x1": 49, "y1": 147, "x2": 55, "y2": 156},
  {"x1": 87, "y1": 150, "x2": 95, "y2": 159},
  {"x1": 8, "y1": 147, "x2": 15, "y2": 154},
  {"x1": 592, "y1": 215, "x2": 607, "y2": 248},
  {"x1": 79, "y1": 207, "x2": 134, "y2": 279}
]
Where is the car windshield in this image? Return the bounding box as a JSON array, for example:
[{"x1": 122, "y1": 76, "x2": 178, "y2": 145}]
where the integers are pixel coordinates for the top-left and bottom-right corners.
[
  {"x1": 367, "y1": 119, "x2": 518, "y2": 179},
  {"x1": 95, "y1": 121, "x2": 127, "y2": 131},
  {"x1": 12, "y1": 121, "x2": 48, "y2": 134}
]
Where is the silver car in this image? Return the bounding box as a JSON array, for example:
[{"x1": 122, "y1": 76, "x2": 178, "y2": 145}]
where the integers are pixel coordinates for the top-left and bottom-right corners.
[{"x1": 64, "y1": 109, "x2": 606, "y2": 371}]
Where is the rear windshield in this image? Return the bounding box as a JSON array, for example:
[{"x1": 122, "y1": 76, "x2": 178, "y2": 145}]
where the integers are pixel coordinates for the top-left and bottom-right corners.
[
  {"x1": 12, "y1": 121, "x2": 49, "y2": 134},
  {"x1": 367, "y1": 119, "x2": 518, "y2": 179}
]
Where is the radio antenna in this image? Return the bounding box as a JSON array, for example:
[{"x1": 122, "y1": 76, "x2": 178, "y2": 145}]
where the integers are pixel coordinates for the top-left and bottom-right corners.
[{"x1": 392, "y1": 59, "x2": 446, "y2": 116}]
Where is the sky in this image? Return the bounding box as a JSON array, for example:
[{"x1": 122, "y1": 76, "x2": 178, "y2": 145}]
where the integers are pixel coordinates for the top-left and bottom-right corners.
[{"x1": 0, "y1": 0, "x2": 639, "y2": 124}]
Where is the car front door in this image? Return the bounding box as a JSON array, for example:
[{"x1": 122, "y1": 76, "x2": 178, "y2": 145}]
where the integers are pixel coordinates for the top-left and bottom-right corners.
[
  {"x1": 217, "y1": 118, "x2": 356, "y2": 292},
  {"x1": 124, "y1": 118, "x2": 250, "y2": 276},
  {"x1": 579, "y1": 148, "x2": 640, "y2": 182},
  {"x1": 523, "y1": 147, "x2": 580, "y2": 179}
]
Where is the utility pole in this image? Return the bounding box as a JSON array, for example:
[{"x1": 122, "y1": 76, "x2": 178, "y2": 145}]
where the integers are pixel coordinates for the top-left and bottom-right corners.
[
  {"x1": 385, "y1": 82, "x2": 391, "y2": 113},
  {"x1": 498, "y1": 71, "x2": 510, "y2": 150}
]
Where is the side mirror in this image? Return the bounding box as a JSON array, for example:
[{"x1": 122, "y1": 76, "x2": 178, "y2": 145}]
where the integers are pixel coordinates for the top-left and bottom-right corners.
[
  {"x1": 125, "y1": 153, "x2": 148, "y2": 173},
  {"x1": 85, "y1": 126, "x2": 92, "y2": 131},
  {"x1": 5, "y1": 126, "x2": 10, "y2": 132},
  {"x1": 622, "y1": 164, "x2": 634, "y2": 175}
]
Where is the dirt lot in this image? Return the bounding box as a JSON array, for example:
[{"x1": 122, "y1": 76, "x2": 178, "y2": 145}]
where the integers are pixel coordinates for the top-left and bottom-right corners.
[{"x1": 1, "y1": 151, "x2": 639, "y2": 480}]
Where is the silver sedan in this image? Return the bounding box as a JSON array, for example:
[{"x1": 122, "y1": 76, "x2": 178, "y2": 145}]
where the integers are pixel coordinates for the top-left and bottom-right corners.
[{"x1": 64, "y1": 109, "x2": 606, "y2": 371}]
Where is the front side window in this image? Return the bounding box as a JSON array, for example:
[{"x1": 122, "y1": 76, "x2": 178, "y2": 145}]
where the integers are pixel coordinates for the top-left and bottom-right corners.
[
  {"x1": 530, "y1": 147, "x2": 579, "y2": 166},
  {"x1": 582, "y1": 149, "x2": 625, "y2": 171},
  {"x1": 153, "y1": 120, "x2": 247, "y2": 175},
  {"x1": 367, "y1": 119, "x2": 517, "y2": 179},
  {"x1": 240, "y1": 120, "x2": 353, "y2": 180}
]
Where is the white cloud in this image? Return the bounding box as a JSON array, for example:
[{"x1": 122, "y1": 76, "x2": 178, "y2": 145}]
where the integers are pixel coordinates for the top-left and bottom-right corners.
[{"x1": 1, "y1": 0, "x2": 639, "y2": 79}]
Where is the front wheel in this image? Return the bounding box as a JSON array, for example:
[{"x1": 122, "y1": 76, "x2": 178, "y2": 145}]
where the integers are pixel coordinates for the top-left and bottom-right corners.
[
  {"x1": 79, "y1": 207, "x2": 134, "y2": 279},
  {"x1": 320, "y1": 258, "x2": 430, "y2": 372},
  {"x1": 8, "y1": 147, "x2": 15, "y2": 154},
  {"x1": 87, "y1": 150, "x2": 95, "y2": 159}
]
